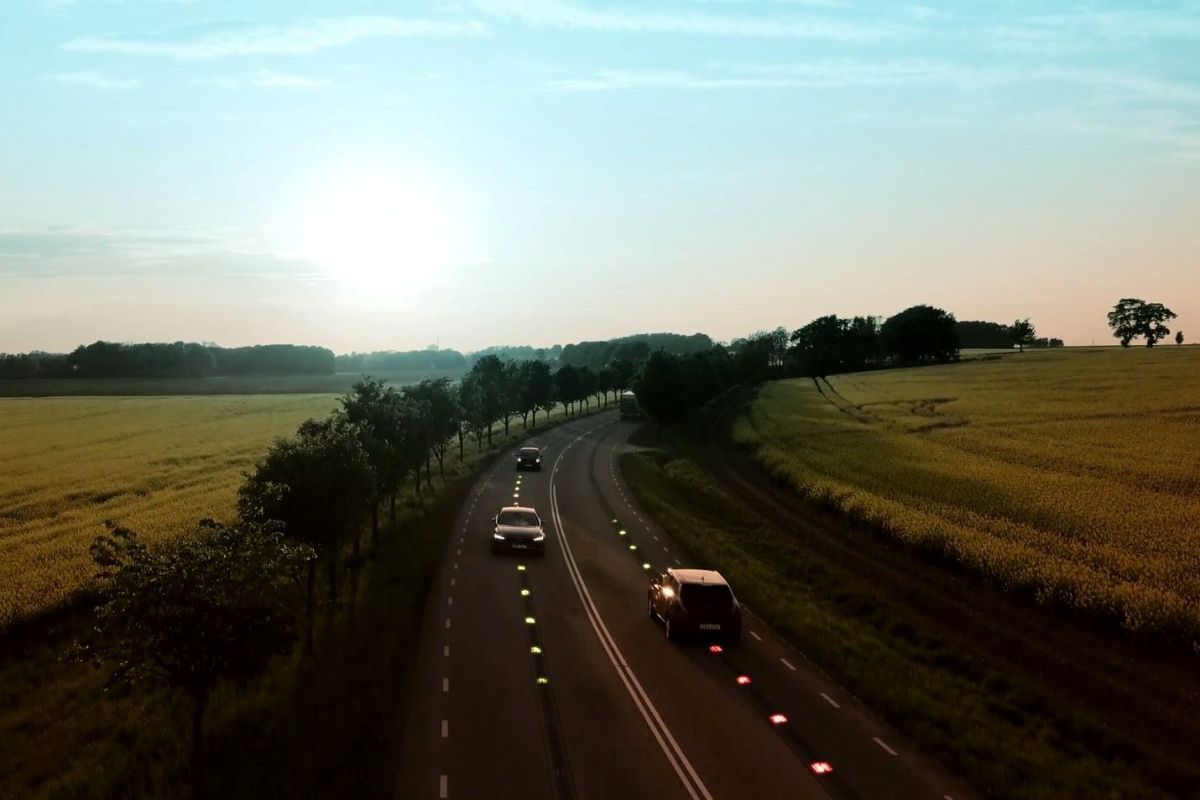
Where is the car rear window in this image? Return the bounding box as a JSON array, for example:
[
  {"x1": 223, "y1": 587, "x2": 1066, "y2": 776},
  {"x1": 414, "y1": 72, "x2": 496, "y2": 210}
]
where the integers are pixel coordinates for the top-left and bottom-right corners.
[
  {"x1": 498, "y1": 510, "x2": 540, "y2": 526},
  {"x1": 680, "y1": 584, "x2": 733, "y2": 615}
]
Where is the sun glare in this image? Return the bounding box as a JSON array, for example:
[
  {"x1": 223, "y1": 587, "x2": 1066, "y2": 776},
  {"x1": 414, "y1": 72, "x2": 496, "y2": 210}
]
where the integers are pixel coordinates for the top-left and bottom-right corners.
[{"x1": 298, "y1": 170, "x2": 454, "y2": 291}]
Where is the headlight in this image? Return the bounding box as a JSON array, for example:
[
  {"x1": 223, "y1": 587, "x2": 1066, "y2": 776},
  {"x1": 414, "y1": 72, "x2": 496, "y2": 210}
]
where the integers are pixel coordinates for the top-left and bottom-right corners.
[
  {"x1": 536, "y1": 457, "x2": 541, "y2": 462},
  {"x1": 534, "y1": 532, "x2": 545, "y2": 541},
  {"x1": 493, "y1": 532, "x2": 506, "y2": 540}
]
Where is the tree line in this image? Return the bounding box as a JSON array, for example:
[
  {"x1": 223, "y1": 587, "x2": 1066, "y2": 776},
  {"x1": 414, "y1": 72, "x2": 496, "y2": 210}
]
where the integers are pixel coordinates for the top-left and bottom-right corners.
[
  {"x1": 0, "y1": 342, "x2": 335, "y2": 379},
  {"x1": 632, "y1": 305, "x2": 1065, "y2": 424}
]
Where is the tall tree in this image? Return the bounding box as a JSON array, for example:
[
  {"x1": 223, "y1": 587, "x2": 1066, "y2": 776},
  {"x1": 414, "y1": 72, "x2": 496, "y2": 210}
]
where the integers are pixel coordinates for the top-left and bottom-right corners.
[
  {"x1": 469, "y1": 355, "x2": 506, "y2": 446},
  {"x1": 87, "y1": 520, "x2": 310, "y2": 797},
  {"x1": 1009, "y1": 319, "x2": 1036, "y2": 353},
  {"x1": 555, "y1": 364, "x2": 581, "y2": 416},
  {"x1": 1107, "y1": 298, "x2": 1177, "y2": 347},
  {"x1": 238, "y1": 416, "x2": 374, "y2": 645},
  {"x1": 881, "y1": 305, "x2": 959, "y2": 366},
  {"x1": 1176, "y1": 331, "x2": 1185, "y2": 346}
]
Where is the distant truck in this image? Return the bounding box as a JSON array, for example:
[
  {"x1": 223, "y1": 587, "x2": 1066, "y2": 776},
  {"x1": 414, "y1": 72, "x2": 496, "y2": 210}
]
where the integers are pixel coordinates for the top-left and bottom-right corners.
[{"x1": 619, "y1": 390, "x2": 640, "y2": 419}]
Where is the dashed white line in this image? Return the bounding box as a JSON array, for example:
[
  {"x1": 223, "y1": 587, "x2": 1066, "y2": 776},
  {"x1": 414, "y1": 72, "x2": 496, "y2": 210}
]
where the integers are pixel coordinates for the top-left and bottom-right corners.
[
  {"x1": 674, "y1": 558, "x2": 682, "y2": 565},
  {"x1": 780, "y1": 658, "x2": 796, "y2": 671},
  {"x1": 452, "y1": 562, "x2": 458, "y2": 571},
  {"x1": 444, "y1": 618, "x2": 451, "y2": 630},
  {"x1": 456, "y1": 549, "x2": 461, "y2": 556},
  {"x1": 820, "y1": 692, "x2": 840, "y2": 709},
  {"x1": 873, "y1": 737, "x2": 898, "y2": 756},
  {"x1": 448, "y1": 596, "x2": 454, "y2": 606},
  {"x1": 443, "y1": 645, "x2": 450, "y2": 657},
  {"x1": 442, "y1": 677, "x2": 449, "y2": 693},
  {"x1": 749, "y1": 631, "x2": 762, "y2": 642},
  {"x1": 441, "y1": 719, "x2": 449, "y2": 738},
  {"x1": 450, "y1": 578, "x2": 456, "y2": 587},
  {"x1": 439, "y1": 774, "x2": 448, "y2": 799}
]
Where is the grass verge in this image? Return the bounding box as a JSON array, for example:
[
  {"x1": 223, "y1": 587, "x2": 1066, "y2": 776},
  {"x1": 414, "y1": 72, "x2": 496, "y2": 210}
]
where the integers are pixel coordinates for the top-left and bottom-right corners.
[{"x1": 621, "y1": 446, "x2": 1171, "y2": 800}]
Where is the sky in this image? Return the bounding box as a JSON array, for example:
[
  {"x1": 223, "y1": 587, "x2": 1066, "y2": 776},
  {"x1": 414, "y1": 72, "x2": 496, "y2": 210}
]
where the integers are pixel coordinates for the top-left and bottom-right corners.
[{"x1": 2, "y1": 0, "x2": 1198, "y2": 353}]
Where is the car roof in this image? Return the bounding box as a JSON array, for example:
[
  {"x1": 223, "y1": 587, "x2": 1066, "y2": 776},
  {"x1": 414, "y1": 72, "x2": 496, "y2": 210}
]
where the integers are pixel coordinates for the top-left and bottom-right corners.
[
  {"x1": 519, "y1": 446, "x2": 540, "y2": 452},
  {"x1": 668, "y1": 568, "x2": 728, "y2": 586},
  {"x1": 499, "y1": 506, "x2": 539, "y2": 515}
]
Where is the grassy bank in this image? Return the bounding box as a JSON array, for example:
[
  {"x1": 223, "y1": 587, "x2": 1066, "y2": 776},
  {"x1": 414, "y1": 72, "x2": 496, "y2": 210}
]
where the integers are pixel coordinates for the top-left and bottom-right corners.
[{"x1": 621, "y1": 446, "x2": 1172, "y2": 800}]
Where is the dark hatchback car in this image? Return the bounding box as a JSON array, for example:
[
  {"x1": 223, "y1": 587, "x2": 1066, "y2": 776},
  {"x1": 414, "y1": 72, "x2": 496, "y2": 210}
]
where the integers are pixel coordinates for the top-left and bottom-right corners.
[
  {"x1": 492, "y1": 506, "x2": 547, "y2": 555},
  {"x1": 516, "y1": 446, "x2": 543, "y2": 471},
  {"x1": 648, "y1": 568, "x2": 742, "y2": 644}
]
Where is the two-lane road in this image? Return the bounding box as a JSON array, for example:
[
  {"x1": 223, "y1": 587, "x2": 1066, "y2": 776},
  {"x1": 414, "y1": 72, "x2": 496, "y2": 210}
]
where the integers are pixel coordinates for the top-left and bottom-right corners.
[{"x1": 398, "y1": 413, "x2": 976, "y2": 800}]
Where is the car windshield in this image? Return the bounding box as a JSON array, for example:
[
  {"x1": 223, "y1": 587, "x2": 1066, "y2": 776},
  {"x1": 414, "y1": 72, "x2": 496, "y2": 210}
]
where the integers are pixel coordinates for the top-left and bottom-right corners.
[
  {"x1": 520, "y1": 448, "x2": 539, "y2": 456},
  {"x1": 679, "y1": 584, "x2": 733, "y2": 616},
  {"x1": 498, "y1": 510, "x2": 540, "y2": 527}
]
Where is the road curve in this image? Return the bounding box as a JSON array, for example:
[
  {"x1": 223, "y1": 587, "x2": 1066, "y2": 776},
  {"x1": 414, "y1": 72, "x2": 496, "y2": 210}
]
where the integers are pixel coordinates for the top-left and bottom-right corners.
[{"x1": 397, "y1": 412, "x2": 977, "y2": 800}]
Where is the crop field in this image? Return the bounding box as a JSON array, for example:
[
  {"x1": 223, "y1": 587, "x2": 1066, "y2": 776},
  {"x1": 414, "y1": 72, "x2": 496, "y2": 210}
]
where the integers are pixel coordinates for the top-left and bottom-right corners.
[
  {"x1": 0, "y1": 396, "x2": 337, "y2": 630},
  {"x1": 734, "y1": 347, "x2": 1200, "y2": 641}
]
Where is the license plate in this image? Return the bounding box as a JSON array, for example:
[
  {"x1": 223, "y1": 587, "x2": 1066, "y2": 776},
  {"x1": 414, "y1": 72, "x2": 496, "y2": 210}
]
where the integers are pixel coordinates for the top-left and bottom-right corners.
[
  {"x1": 699, "y1": 623, "x2": 721, "y2": 630},
  {"x1": 511, "y1": 544, "x2": 527, "y2": 549}
]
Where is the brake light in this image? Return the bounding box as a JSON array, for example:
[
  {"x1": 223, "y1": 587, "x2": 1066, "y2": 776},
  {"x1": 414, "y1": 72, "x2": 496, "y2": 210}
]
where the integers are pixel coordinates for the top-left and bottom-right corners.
[
  {"x1": 810, "y1": 762, "x2": 834, "y2": 775},
  {"x1": 735, "y1": 675, "x2": 751, "y2": 686},
  {"x1": 769, "y1": 713, "x2": 788, "y2": 725},
  {"x1": 708, "y1": 644, "x2": 723, "y2": 654}
]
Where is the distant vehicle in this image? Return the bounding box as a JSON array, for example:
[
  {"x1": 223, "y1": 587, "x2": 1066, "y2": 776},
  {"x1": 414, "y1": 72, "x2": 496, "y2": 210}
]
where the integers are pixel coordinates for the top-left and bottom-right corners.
[
  {"x1": 648, "y1": 568, "x2": 742, "y2": 644},
  {"x1": 492, "y1": 506, "x2": 546, "y2": 556},
  {"x1": 516, "y1": 446, "x2": 543, "y2": 471},
  {"x1": 619, "y1": 390, "x2": 640, "y2": 419}
]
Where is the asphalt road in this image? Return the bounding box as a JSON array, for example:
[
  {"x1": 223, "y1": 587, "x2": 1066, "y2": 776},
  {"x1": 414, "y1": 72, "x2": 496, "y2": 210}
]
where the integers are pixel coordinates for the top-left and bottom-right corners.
[{"x1": 397, "y1": 412, "x2": 977, "y2": 800}]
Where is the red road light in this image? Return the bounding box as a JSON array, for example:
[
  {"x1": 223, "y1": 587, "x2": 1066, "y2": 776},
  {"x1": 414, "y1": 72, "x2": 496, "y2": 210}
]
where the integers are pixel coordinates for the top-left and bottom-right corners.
[
  {"x1": 708, "y1": 644, "x2": 723, "y2": 654},
  {"x1": 769, "y1": 713, "x2": 788, "y2": 725},
  {"x1": 810, "y1": 762, "x2": 834, "y2": 775},
  {"x1": 735, "y1": 675, "x2": 752, "y2": 686}
]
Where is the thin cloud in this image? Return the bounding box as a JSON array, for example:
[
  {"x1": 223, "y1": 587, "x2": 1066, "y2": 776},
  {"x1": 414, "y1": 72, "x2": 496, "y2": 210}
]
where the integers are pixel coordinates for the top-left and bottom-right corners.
[
  {"x1": 474, "y1": 0, "x2": 904, "y2": 41},
  {"x1": 62, "y1": 16, "x2": 484, "y2": 59},
  {"x1": 44, "y1": 71, "x2": 138, "y2": 89},
  {"x1": 253, "y1": 71, "x2": 332, "y2": 89}
]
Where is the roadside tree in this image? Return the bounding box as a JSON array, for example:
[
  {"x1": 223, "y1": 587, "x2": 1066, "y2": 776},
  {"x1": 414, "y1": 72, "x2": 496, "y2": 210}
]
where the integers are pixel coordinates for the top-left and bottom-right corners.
[
  {"x1": 881, "y1": 305, "x2": 959, "y2": 366},
  {"x1": 1009, "y1": 319, "x2": 1036, "y2": 352}
]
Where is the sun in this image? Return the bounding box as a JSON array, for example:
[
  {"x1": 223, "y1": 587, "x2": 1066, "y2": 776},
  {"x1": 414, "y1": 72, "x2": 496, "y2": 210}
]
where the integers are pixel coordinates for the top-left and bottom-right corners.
[{"x1": 298, "y1": 170, "x2": 454, "y2": 291}]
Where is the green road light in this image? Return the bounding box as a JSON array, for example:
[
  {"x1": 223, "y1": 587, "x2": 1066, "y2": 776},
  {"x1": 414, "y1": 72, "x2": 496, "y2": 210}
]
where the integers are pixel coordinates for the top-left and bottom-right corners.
[
  {"x1": 530, "y1": 646, "x2": 543, "y2": 655},
  {"x1": 517, "y1": 565, "x2": 526, "y2": 572},
  {"x1": 629, "y1": 544, "x2": 637, "y2": 551},
  {"x1": 536, "y1": 676, "x2": 550, "y2": 685},
  {"x1": 642, "y1": 563, "x2": 651, "y2": 570},
  {"x1": 524, "y1": 616, "x2": 537, "y2": 625},
  {"x1": 520, "y1": 588, "x2": 530, "y2": 597},
  {"x1": 618, "y1": 530, "x2": 627, "y2": 536}
]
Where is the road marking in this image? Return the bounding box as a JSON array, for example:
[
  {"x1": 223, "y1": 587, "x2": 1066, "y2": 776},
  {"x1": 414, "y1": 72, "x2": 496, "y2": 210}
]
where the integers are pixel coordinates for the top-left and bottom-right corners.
[
  {"x1": 780, "y1": 658, "x2": 796, "y2": 671},
  {"x1": 456, "y1": 549, "x2": 461, "y2": 556},
  {"x1": 444, "y1": 618, "x2": 451, "y2": 629},
  {"x1": 944, "y1": 795, "x2": 956, "y2": 800},
  {"x1": 550, "y1": 431, "x2": 714, "y2": 800},
  {"x1": 441, "y1": 719, "x2": 449, "y2": 738},
  {"x1": 674, "y1": 558, "x2": 682, "y2": 566},
  {"x1": 821, "y1": 692, "x2": 840, "y2": 709},
  {"x1": 443, "y1": 645, "x2": 450, "y2": 657},
  {"x1": 450, "y1": 578, "x2": 456, "y2": 587},
  {"x1": 452, "y1": 562, "x2": 458, "y2": 571},
  {"x1": 873, "y1": 737, "x2": 898, "y2": 756},
  {"x1": 663, "y1": 547, "x2": 670, "y2": 554},
  {"x1": 749, "y1": 631, "x2": 762, "y2": 642},
  {"x1": 439, "y1": 774, "x2": 448, "y2": 799},
  {"x1": 443, "y1": 677, "x2": 449, "y2": 693}
]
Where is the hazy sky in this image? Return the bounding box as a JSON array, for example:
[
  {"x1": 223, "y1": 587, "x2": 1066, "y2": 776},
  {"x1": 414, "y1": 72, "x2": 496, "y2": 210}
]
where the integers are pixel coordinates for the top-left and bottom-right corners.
[{"x1": 2, "y1": 1, "x2": 1198, "y2": 353}]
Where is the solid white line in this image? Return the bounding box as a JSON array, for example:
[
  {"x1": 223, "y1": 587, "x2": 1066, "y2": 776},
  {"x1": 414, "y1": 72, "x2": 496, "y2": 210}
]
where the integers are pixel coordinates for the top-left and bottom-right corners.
[
  {"x1": 443, "y1": 677, "x2": 449, "y2": 692},
  {"x1": 749, "y1": 631, "x2": 762, "y2": 642},
  {"x1": 550, "y1": 432, "x2": 713, "y2": 800},
  {"x1": 439, "y1": 774, "x2": 448, "y2": 799},
  {"x1": 873, "y1": 737, "x2": 898, "y2": 756},
  {"x1": 443, "y1": 645, "x2": 450, "y2": 657},
  {"x1": 441, "y1": 719, "x2": 449, "y2": 738},
  {"x1": 820, "y1": 692, "x2": 840, "y2": 709},
  {"x1": 780, "y1": 658, "x2": 796, "y2": 671}
]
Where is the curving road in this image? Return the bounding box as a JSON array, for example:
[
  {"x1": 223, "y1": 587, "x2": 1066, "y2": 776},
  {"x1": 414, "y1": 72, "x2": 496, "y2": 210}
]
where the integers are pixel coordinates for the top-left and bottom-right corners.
[{"x1": 397, "y1": 413, "x2": 977, "y2": 800}]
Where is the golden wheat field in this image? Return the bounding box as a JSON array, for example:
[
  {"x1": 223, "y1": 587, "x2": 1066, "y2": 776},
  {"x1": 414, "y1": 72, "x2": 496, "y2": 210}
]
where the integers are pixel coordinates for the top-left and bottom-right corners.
[
  {"x1": 0, "y1": 395, "x2": 336, "y2": 630},
  {"x1": 734, "y1": 347, "x2": 1200, "y2": 641}
]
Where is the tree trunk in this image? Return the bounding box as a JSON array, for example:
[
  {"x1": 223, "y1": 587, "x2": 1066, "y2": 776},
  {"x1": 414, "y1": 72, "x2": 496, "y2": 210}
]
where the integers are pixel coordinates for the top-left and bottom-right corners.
[
  {"x1": 487, "y1": 424, "x2": 493, "y2": 447},
  {"x1": 390, "y1": 492, "x2": 397, "y2": 524},
  {"x1": 370, "y1": 504, "x2": 378, "y2": 548},
  {"x1": 531, "y1": 408, "x2": 538, "y2": 427},
  {"x1": 191, "y1": 688, "x2": 209, "y2": 800},
  {"x1": 426, "y1": 455, "x2": 433, "y2": 490},
  {"x1": 328, "y1": 552, "x2": 339, "y2": 606},
  {"x1": 304, "y1": 560, "x2": 316, "y2": 651},
  {"x1": 503, "y1": 417, "x2": 510, "y2": 435},
  {"x1": 458, "y1": 430, "x2": 465, "y2": 459},
  {"x1": 436, "y1": 449, "x2": 445, "y2": 478}
]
